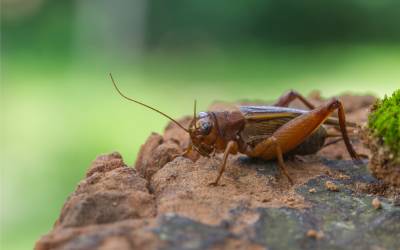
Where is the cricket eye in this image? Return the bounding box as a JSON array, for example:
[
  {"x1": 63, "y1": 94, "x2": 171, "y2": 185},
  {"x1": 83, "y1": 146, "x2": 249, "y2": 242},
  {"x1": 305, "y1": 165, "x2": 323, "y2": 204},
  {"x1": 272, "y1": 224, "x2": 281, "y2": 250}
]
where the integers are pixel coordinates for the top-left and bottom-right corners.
[
  {"x1": 199, "y1": 120, "x2": 212, "y2": 135},
  {"x1": 198, "y1": 112, "x2": 208, "y2": 118}
]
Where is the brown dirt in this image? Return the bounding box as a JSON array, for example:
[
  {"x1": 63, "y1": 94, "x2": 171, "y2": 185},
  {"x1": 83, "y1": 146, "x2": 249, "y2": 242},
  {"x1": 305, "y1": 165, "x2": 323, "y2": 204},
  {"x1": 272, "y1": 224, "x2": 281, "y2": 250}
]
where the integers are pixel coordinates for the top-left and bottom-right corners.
[
  {"x1": 36, "y1": 153, "x2": 163, "y2": 250},
  {"x1": 36, "y1": 92, "x2": 399, "y2": 250}
]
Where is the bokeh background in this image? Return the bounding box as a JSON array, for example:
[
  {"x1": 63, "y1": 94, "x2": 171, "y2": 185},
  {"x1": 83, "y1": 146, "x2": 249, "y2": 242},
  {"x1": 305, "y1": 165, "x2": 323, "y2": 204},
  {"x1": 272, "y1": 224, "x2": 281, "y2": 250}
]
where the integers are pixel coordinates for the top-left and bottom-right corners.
[{"x1": 1, "y1": 1, "x2": 399, "y2": 249}]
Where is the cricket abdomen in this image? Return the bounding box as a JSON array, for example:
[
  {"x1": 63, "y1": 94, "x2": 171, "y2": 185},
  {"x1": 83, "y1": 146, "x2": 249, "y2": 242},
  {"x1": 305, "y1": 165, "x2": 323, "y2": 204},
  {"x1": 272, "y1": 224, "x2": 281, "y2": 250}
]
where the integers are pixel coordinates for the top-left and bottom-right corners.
[
  {"x1": 287, "y1": 126, "x2": 327, "y2": 156},
  {"x1": 244, "y1": 126, "x2": 327, "y2": 160}
]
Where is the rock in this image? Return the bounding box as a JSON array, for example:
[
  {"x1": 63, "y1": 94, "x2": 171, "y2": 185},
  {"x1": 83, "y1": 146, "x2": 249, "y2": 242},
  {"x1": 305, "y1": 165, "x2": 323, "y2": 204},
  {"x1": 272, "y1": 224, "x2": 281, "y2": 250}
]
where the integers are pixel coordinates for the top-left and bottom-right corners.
[
  {"x1": 56, "y1": 152, "x2": 156, "y2": 228},
  {"x1": 361, "y1": 127, "x2": 400, "y2": 187},
  {"x1": 134, "y1": 133, "x2": 181, "y2": 181},
  {"x1": 35, "y1": 94, "x2": 400, "y2": 250},
  {"x1": 309, "y1": 188, "x2": 317, "y2": 193},
  {"x1": 36, "y1": 152, "x2": 161, "y2": 250}
]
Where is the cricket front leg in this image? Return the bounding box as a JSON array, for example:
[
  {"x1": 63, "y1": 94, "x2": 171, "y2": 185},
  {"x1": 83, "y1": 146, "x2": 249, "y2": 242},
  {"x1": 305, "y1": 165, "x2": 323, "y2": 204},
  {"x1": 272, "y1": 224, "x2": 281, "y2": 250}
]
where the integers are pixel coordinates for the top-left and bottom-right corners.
[
  {"x1": 274, "y1": 90, "x2": 315, "y2": 109},
  {"x1": 209, "y1": 141, "x2": 238, "y2": 186}
]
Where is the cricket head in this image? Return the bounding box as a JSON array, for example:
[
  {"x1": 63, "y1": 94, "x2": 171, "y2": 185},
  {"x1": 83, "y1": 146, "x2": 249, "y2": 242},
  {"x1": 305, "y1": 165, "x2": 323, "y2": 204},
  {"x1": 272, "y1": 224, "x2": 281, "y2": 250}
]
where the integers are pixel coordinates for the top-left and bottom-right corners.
[{"x1": 188, "y1": 104, "x2": 218, "y2": 156}]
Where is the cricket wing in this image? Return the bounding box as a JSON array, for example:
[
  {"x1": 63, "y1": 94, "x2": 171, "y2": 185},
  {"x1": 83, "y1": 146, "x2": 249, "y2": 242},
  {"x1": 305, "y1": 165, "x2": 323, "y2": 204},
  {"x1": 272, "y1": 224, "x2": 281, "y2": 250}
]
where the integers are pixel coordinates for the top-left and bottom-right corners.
[{"x1": 239, "y1": 106, "x2": 305, "y2": 145}]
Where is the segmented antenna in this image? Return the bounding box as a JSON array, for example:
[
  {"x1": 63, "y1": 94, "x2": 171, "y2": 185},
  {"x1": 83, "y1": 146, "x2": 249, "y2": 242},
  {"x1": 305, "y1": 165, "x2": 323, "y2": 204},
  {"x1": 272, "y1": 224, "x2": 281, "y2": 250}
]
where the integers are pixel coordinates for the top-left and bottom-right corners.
[
  {"x1": 193, "y1": 99, "x2": 197, "y2": 129},
  {"x1": 110, "y1": 73, "x2": 189, "y2": 133}
]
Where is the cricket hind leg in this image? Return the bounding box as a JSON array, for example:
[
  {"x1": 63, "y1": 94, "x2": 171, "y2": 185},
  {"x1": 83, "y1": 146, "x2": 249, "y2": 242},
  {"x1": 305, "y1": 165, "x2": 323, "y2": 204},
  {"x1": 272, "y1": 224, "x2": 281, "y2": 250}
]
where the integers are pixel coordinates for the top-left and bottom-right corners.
[
  {"x1": 333, "y1": 99, "x2": 360, "y2": 161},
  {"x1": 247, "y1": 98, "x2": 361, "y2": 176},
  {"x1": 274, "y1": 90, "x2": 315, "y2": 109},
  {"x1": 322, "y1": 135, "x2": 368, "y2": 159},
  {"x1": 275, "y1": 91, "x2": 358, "y2": 130}
]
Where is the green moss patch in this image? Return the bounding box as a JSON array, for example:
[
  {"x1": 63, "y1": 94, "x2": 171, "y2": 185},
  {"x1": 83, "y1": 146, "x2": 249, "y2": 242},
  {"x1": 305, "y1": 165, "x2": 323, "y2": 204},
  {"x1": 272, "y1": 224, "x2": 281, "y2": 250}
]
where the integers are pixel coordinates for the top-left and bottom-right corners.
[{"x1": 368, "y1": 90, "x2": 400, "y2": 156}]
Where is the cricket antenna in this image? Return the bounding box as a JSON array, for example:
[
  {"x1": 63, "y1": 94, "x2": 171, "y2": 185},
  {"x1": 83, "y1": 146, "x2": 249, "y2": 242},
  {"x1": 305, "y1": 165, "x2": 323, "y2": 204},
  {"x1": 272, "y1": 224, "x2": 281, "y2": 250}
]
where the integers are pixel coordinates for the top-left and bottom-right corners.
[
  {"x1": 110, "y1": 73, "x2": 189, "y2": 133},
  {"x1": 193, "y1": 99, "x2": 197, "y2": 129}
]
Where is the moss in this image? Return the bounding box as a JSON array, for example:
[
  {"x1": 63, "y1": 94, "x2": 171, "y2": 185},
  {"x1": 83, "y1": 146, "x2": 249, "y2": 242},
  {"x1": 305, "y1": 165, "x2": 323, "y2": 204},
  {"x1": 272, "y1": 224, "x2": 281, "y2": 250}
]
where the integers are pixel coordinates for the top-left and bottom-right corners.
[{"x1": 368, "y1": 90, "x2": 400, "y2": 156}]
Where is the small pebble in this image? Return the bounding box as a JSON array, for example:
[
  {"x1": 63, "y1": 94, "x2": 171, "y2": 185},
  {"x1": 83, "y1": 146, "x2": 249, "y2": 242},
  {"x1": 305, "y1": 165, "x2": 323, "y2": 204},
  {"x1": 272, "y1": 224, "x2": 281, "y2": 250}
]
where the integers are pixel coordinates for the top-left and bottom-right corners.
[
  {"x1": 372, "y1": 198, "x2": 381, "y2": 209},
  {"x1": 309, "y1": 188, "x2": 317, "y2": 193},
  {"x1": 306, "y1": 229, "x2": 324, "y2": 239},
  {"x1": 325, "y1": 181, "x2": 339, "y2": 192}
]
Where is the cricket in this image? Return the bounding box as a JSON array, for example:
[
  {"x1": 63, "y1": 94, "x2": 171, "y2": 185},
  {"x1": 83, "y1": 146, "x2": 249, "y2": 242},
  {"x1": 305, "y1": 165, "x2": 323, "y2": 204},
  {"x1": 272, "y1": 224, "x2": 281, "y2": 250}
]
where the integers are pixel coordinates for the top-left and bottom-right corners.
[{"x1": 110, "y1": 74, "x2": 360, "y2": 186}]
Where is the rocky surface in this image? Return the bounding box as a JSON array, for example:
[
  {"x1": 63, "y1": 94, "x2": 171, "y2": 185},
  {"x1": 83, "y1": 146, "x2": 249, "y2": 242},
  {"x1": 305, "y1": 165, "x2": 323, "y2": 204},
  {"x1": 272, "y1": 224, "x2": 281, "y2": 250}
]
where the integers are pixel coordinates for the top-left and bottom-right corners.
[{"x1": 35, "y1": 93, "x2": 400, "y2": 250}]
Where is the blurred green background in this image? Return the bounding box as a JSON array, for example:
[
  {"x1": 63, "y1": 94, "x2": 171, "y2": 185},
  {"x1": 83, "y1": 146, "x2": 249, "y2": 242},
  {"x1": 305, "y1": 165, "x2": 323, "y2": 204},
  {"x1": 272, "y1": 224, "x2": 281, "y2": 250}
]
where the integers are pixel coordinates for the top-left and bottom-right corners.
[{"x1": 1, "y1": 1, "x2": 399, "y2": 249}]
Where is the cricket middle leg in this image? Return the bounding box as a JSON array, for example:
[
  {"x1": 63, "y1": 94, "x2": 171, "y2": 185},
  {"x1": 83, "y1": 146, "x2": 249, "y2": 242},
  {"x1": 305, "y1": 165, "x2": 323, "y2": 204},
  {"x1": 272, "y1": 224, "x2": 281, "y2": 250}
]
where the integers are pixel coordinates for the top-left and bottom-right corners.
[
  {"x1": 274, "y1": 90, "x2": 315, "y2": 109},
  {"x1": 256, "y1": 136, "x2": 294, "y2": 184}
]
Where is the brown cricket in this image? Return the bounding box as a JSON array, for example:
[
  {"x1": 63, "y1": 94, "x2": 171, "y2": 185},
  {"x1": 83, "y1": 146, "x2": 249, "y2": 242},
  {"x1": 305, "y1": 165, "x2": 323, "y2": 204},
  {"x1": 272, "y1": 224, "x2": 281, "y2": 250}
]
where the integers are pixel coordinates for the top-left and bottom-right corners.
[{"x1": 110, "y1": 74, "x2": 360, "y2": 185}]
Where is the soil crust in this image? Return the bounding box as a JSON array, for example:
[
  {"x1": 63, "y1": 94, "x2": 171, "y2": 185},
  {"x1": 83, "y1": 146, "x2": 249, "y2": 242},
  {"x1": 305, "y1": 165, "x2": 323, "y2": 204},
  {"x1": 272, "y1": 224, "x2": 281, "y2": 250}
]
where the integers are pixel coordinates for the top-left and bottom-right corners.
[{"x1": 35, "y1": 93, "x2": 400, "y2": 250}]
